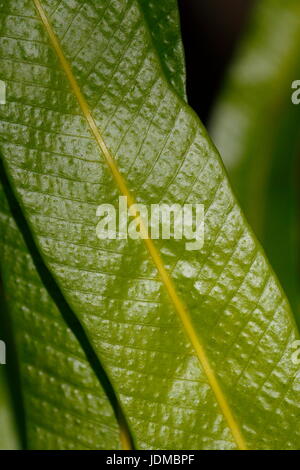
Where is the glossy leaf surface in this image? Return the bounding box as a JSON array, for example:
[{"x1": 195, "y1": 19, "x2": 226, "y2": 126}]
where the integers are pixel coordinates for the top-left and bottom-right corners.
[
  {"x1": 0, "y1": 0, "x2": 300, "y2": 450},
  {"x1": 0, "y1": 0, "x2": 185, "y2": 450},
  {"x1": 0, "y1": 187, "x2": 121, "y2": 449}
]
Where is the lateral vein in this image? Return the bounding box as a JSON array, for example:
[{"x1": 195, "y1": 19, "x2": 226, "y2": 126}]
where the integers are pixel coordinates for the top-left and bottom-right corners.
[{"x1": 32, "y1": 0, "x2": 247, "y2": 450}]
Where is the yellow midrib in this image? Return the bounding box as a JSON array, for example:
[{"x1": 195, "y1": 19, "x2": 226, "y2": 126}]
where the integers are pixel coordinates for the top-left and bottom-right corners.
[{"x1": 32, "y1": 0, "x2": 247, "y2": 451}]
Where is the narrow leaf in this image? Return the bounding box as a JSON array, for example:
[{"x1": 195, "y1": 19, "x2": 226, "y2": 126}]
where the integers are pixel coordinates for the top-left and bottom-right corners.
[
  {"x1": 0, "y1": 0, "x2": 300, "y2": 450},
  {"x1": 0, "y1": 185, "x2": 122, "y2": 450}
]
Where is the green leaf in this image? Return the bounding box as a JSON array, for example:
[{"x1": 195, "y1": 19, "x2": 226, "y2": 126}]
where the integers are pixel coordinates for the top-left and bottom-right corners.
[
  {"x1": 0, "y1": 0, "x2": 185, "y2": 449},
  {"x1": 0, "y1": 0, "x2": 300, "y2": 450},
  {"x1": 210, "y1": 0, "x2": 300, "y2": 324},
  {"x1": 0, "y1": 0, "x2": 185, "y2": 450},
  {"x1": 138, "y1": 0, "x2": 186, "y2": 100},
  {"x1": 0, "y1": 186, "x2": 122, "y2": 449},
  {"x1": 0, "y1": 369, "x2": 20, "y2": 449},
  {"x1": 0, "y1": 285, "x2": 23, "y2": 449}
]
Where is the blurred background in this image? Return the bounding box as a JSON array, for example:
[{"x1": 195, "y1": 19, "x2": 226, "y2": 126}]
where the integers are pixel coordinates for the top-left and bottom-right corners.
[
  {"x1": 179, "y1": 0, "x2": 300, "y2": 324},
  {"x1": 178, "y1": 0, "x2": 257, "y2": 123}
]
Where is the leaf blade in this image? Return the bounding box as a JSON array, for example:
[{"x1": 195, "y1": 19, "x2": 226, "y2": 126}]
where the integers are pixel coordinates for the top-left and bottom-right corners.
[
  {"x1": 0, "y1": 0, "x2": 299, "y2": 450},
  {"x1": 32, "y1": 0, "x2": 247, "y2": 449},
  {"x1": 0, "y1": 182, "x2": 122, "y2": 450},
  {"x1": 138, "y1": 0, "x2": 187, "y2": 100}
]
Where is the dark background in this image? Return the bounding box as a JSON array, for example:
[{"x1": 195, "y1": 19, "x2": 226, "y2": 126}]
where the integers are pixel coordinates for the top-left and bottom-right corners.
[{"x1": 178, "y1": 0, "x2": 256, "y2": 123}]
